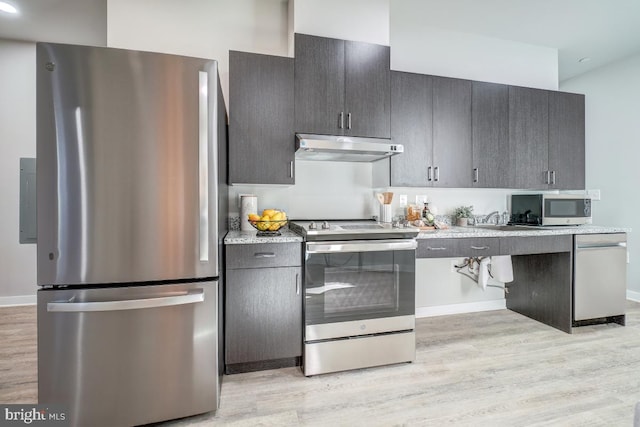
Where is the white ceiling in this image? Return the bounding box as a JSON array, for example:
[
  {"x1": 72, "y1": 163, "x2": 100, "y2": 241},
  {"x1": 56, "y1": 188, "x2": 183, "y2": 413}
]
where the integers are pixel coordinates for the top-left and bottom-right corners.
[
  {"x1": 1, "y1": 0, "x2": 640, "y2": 82},
  {"x1": 399, "y1": 0, "x2": 640, "y2": 82},
  {"x1": 0, "y1": 0, "x2": 106, "y2": 46}
]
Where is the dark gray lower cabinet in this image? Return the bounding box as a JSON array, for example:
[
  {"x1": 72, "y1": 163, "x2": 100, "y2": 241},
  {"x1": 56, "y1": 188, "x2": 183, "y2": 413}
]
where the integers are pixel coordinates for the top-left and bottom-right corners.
[
  {"x1": 225, "y1": 267, "x2": 301, "y2": 371},
  {"x1": 225, "y1": 242, "x2": 302, "y2": 373}
]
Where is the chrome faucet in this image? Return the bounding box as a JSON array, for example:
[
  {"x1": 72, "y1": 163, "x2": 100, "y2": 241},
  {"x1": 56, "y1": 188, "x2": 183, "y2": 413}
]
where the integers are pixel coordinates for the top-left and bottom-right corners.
[{"x1": 484, "y1": 211, "x2": 500, "y2": 224}]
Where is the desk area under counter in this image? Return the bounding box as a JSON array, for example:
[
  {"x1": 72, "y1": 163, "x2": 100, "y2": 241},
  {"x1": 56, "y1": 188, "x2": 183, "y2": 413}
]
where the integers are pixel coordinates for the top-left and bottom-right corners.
[{"x1": 415, "y1": 225, "x2": 630, "y2": 333}]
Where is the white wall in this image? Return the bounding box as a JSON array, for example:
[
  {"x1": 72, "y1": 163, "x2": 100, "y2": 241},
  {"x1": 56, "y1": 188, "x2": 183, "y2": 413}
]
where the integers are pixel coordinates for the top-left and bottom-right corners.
[
  {"x1": 390, "y1": 2, "x2": 559, "y2": 90},
  {"x1": 107, "y1": 0, "x2": 290, "y2": 106},
  {"x1": 0, "y1": 41, "x2": 37, "y2": 304},
  {"x1": 561, "y1": 54, "x2": 640, "y2": 293},
  {"x1": 292, "y1": 0, "x2": 390, "y2": 45}
]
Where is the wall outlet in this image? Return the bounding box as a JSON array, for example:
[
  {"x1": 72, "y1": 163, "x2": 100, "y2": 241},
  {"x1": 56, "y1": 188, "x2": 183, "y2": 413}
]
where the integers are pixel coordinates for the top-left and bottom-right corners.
[
  {"x1": 587, "y1": 189, "x2": 601, "y2": 201},
  {"x1": 399, "y1": 195, "x2": 408, "y2": 207},
  {"x1": 416, "y1": 195, "x2": 428, "y2": 204}
]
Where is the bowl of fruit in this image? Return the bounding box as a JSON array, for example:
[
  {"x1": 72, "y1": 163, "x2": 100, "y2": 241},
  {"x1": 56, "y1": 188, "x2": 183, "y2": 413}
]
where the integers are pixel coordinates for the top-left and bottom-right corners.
[{"x1": 247, "y1": 209, "x2": 288, "y2": 236}]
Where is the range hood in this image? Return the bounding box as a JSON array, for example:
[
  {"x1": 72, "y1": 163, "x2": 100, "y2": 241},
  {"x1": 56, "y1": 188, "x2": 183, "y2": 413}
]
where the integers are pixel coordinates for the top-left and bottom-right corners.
[{"x1": 295, "y1": 134, "x2": 403, "y2": 162}]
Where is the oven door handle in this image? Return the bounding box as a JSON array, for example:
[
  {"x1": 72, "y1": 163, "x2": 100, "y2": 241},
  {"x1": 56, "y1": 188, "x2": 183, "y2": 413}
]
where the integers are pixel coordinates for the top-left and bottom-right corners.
[{"x1": 306, "y1": 239, "x2": 417, "y2": 254}]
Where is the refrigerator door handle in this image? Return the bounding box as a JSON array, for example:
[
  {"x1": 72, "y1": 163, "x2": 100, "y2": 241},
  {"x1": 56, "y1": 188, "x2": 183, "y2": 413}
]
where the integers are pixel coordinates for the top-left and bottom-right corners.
[
  {"x1": 47, "y1": 288, "x2": 205, "y2": 312},
  {"x1": 198, "y1": 71, "x2": 209, "y2": 262}
]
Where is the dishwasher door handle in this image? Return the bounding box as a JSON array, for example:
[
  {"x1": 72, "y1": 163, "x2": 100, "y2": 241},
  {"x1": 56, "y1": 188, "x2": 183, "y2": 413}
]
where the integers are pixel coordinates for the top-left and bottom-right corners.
[
  {"x1": 576, "y1": 243, "x2": 627, "y2": 250},
  {"x1": 47, "y1": 289, "x2": 205, "y2": 312}
]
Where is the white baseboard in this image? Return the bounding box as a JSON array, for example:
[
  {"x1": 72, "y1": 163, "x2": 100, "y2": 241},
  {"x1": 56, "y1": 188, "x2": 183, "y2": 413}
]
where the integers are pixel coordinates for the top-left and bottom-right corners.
[
  {"x1": 416, "y1": 299, "x2": 506, "y2": 318},
  {"x1": 627, "y1": 290, "x2": 640, "y2": 302},
  {"x1": 0, "y1": 295, "x2": 36, "y2": 307}
]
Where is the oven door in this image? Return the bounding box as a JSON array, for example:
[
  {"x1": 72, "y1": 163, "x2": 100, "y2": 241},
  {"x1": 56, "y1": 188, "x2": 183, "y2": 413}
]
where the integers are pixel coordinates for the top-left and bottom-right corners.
[{"x1": 304, "y1": 239, "x2": 416, "y2": 341}]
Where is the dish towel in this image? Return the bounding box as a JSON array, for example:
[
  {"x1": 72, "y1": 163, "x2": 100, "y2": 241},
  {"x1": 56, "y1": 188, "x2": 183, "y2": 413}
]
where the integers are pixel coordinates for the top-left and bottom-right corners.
[
  {"x1": 478, "y1": 257, "x2": 491, "y2": 290},
  {"x1": 490, "y1": 255, "x2": 514, "y2": 283}
]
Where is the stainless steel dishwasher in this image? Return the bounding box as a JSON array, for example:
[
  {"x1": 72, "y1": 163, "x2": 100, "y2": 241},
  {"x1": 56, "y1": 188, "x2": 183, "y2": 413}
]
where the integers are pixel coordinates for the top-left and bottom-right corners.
[{"x1": 574, "y1": 233, "x2": 627, "y2": 323}]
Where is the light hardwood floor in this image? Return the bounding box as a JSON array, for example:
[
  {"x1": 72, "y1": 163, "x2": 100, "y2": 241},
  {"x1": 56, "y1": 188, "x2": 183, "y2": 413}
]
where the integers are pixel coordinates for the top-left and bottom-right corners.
[{"x1": 2, "y1": 303, "x2": 640, "y2": 426}]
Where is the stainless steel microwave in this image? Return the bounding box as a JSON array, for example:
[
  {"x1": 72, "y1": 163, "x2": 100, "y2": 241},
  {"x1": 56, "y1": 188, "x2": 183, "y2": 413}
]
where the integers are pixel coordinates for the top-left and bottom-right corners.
[{"x1": 510, "y1": 194, "x2": 592, "y2": 226}]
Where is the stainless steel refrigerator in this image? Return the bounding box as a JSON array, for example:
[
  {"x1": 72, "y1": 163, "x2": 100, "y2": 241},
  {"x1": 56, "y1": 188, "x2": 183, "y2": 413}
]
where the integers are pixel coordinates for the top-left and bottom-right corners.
[{"x1": 36, "y1": 43, "x2": 228, "y2": 427}]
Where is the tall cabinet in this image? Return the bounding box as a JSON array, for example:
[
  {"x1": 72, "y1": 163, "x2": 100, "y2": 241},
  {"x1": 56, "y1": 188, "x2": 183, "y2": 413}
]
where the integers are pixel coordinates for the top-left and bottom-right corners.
[{"x1": 294, "y1": 33, "x2": 390, "y2": 138}]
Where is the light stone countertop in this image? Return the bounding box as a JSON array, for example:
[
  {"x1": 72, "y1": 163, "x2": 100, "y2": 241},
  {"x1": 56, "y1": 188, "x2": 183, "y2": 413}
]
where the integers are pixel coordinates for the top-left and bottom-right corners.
[
  {"x1": 418, "y1": 224, "x2": 631, "y2": 239},
  {"x1": 224, "y1": 228, "x2": 303, "y2": 245}
]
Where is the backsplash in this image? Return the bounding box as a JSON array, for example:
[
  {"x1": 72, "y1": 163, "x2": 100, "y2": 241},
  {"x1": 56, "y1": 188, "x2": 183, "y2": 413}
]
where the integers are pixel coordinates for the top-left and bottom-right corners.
[{"x1": 228, "y1": 160, "x2": 592, "y2": 228}]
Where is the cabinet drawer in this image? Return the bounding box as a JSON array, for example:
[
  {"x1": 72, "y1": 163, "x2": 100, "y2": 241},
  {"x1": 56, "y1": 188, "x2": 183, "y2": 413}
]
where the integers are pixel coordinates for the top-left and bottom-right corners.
[
  {"x1": 226, "y1": 243, "x2": 302, "y2": 269},
  {"x1": 500, "y1": 235, "x2": 572, "y2": 255},
  {"x1": 455, "y1": 237, "x2": 501, "y2": 257},
  {"x1": 417, "y1": 237, "x2": 500, "y2": 258},
  {"x1": 417, "y1": 239, "x2": 459, "y2": 258}
]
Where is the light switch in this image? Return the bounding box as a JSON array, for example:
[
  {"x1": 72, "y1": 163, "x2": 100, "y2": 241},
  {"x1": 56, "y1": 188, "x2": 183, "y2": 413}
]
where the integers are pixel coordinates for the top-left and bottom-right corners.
[{"x1": 399, "y1": 195, "x2": 407, "y2": 207}]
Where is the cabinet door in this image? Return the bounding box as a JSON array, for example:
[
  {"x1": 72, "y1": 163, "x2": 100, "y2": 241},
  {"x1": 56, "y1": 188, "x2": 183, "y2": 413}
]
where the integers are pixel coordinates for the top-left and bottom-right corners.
[
  {"x1": 390, "y1": 71, "x2": 432, "y2": 187},
  {"x1": 226, "y1": 267, "x2": 302, "y2": 364},
  {"x1": 509, "y1": 86, "x2": 549, "y2": 189},
  {"x1": 344, "y1": 41, "x2": 391, "y2": 138},
  {"x1": 472, "y1": 81, "x2": 511, "y2": 188},
  {"x1": 229, "y1": 51, "x2": 294, "y2": 185},
  {"x1": 548, "y1": 91, "x2": 585, "y2": 190},
  {"x1": 294, "y1": 34, "x2": 345, "y2": 135},
  {"x1": 432, "y1": 76, "x2": 472, "y2": 188}
]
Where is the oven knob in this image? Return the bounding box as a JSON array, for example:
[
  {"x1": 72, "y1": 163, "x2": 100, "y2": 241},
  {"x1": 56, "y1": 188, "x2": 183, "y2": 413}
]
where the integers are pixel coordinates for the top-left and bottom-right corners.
[
  {"x1": 308, "y1": 221, "x2": 317, "y2": 230},
  {"x1": 322, "y1": 221, "x2": 330, "y2": 230}
]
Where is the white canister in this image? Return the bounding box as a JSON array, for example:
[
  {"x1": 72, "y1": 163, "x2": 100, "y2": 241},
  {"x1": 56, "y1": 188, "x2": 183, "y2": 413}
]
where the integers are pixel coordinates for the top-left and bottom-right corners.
[
  {"x1": 240, "y1": 195, "x2": 258, "y2": 231},
  {"x1": 380, "y1": 204, "x2": 392, "y2": 223}
]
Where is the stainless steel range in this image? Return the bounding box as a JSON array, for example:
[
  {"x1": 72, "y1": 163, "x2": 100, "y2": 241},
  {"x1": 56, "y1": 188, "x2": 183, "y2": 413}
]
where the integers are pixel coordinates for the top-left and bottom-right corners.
[{"x1": 289, "y1": 220, "x2": 419, "y2": 376}]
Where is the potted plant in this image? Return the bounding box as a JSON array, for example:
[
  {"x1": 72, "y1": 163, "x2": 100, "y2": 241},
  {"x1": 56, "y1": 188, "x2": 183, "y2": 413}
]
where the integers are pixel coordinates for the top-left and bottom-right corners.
[{"x1": 454, "y1": 205, "x2": 474, "y2": 227}]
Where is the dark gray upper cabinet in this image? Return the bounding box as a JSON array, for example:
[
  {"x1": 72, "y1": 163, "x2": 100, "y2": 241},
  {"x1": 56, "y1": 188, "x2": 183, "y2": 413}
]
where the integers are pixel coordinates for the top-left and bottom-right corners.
[
  {"x1": 344, "y1": 40, "x2": 391, "y2": 138},
  {"x1": 294, "y1": 33, "x2": 390, "y2": 138},
  {"x1": 509, "y1": 86, "x2": 549, "y2": 189},
  {"x1": 386, "y1": 73, "x2": 471, "y2": 188},
  {"x1": 229, "y1": 51, "x2": 294, "y2": 185},
  {"x1": 548, "y1": 91, "x2": 585, "y2": 190},
  {"x1": 432, "y1": 76, "x2": 472, "y2": 188},
  {"x1": 294, "y1": 34, "x2": 345, "y2": 136},
  {"x1": 472, "y1": 81, "x2": 511, "y2": 188},
  {"x1": 389, "y1": 71, "x2": 432, "y2": 187}
]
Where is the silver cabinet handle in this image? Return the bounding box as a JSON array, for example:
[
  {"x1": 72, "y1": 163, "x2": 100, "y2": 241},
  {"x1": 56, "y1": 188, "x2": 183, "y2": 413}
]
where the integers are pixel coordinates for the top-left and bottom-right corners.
[
  {"x1": 347, "y1": 113, "x2": 352, "y2": 129},
  {"x1": 198, "y1": 71, "x2": 209, "y2": 262},
  {"x1": 434, "y1": 166, "x2": 440, "y2": 182},
  {"x1": 427, "y1": 247, "x2": 448, "y2": 251},
  {"x1": 339, "y1": 112, "x2": 344, "y2": 129},
  {"x1": 427, "y1": 166, "x2": 432, "y2": 181},
  {"x1": 48, "y1": 289, "x2": 204, "y2": 313},
  {"x1": 473, "y1": 168, "x2": 479, "y2": 183},
  {"x1": 470, "y1": 246, "x2": 490, "y2": 250},
  {"x1": 254, "y1": 252, "x2": 276, "y2": 258},
  {"x1": 289, "y1": 160, "x2": 294, "y2": 178},
  {"x1": 295, "y1": 273, "x2": 300, "y2": 295},
  {"x1": 551, "y1": 170, "x2": 556, "y2": 185},
  {"x1": 545, "y1": 170, "x2": 551, "y2": 184}
]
